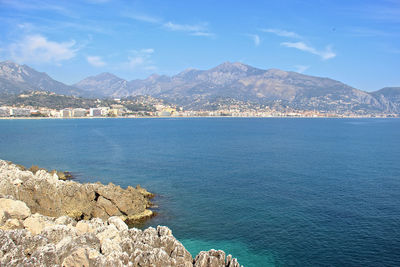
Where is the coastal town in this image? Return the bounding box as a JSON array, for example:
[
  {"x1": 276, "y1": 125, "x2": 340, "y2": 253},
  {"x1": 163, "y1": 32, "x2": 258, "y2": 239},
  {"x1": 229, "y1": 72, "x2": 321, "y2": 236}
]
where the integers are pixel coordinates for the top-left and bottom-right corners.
[{"x1": 0, "y1": 91, "x2": 398, "y2": 119}]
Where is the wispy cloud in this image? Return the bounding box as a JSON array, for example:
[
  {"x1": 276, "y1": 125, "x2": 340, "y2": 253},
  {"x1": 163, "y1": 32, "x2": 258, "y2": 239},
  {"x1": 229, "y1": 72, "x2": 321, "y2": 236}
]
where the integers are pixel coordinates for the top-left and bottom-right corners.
[
  {"x1": 87, "y1": 56, "x2": 106, "y2": 67},
  {"x1": 281, "y1": 42, "x2": 336, "y2": 60},
  {"x1": 191, "y1": 32, "x2": 214, "y2": 37},
  {"x1": 247, "y1": 34, "x2": 260, "y2": 46},
  {"x1": 86, "y1": 0, "x2": 110, "y2": 3},
  {"x1": 163, "y1": 22, "x2": 205, "y2": 32},
  {"x1": 123, "y1": 13, "x2": 161, "y2": 24},
  {"x1": 346, "y1": 26, "x2": 398, "y2": 37},
  {"x1": 294, "y1": 65, "x2": 310, "y2": 73},
  {"x1": 123, "y1": 12, "x2": 214, "y2": 37},
  {"x1": 163, "y1": 21, "x2": 214, "y2": 37},
  {"x1": 261, "y1": 28, "x2": 301, "y2": 38},
  {"x1": 8, "y1": 34, "x2": 78, "y2": 64},
  {"x1": 125, "y1": 48, "x2": 156, "y2": 70},
  {"x1": 361, "y1": 2, "x2": 400, "y2": 22},
  {"x1": 0, "y1": 0, "x2": 73, "y2": 17}
]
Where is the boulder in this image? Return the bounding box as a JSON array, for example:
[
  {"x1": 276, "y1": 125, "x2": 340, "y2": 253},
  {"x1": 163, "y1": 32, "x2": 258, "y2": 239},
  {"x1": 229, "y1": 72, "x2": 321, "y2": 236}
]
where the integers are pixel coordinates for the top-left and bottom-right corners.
[
  {"x1": 62, "y1": 247, "x2": 90, "y2": 267},
  {"x1": 108, "y1": 216, "x2": 128, "y2": 231},
  {"x1": 2, "y1": 218, "x2": 24, "y2": 230},
  {"x1": 23, "y1": 213, "x2": 56, "y2": 235},
  {"x1": 0, "y1": 198, "x2": 31, "y2": 220}
]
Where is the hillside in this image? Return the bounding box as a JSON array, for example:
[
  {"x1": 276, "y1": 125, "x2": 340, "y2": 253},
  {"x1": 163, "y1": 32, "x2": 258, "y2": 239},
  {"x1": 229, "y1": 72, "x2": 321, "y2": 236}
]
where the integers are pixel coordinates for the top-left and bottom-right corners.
[
  {"x1": 0, "y1": 61, "x2": 80, "y2": 95},
  {"x1": 1, "y1": 60, "x2": 399, "y2": 114}
]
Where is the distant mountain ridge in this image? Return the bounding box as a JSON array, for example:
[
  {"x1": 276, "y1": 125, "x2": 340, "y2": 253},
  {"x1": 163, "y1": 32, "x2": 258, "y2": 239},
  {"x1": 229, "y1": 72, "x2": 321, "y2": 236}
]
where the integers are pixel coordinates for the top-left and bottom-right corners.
[
  {"x1": 1, "y1": 60, "x2": 399, "y2": 114},
  {"x1": 0, "y1": 61, "x2": 80, "y2": 95}
]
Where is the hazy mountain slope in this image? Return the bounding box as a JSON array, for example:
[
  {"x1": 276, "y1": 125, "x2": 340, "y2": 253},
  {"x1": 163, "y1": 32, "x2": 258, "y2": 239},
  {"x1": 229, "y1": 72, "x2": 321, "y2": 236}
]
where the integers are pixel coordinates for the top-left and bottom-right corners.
[
  {"x1": 1, "y1": 60, "x2": 399, "y2": 114},
  {"x1": 124, "y1": 62, "x2": 384, "y2": 113},
  {"x1": 371, "y1": 87, "x2": 400, "y2": 112},
  {"x1": 73, "y1": 72, "x2": 129, "y2": 98},
  {"x1": 0, "y1": 61, "x2": 80, "y2": 95}
]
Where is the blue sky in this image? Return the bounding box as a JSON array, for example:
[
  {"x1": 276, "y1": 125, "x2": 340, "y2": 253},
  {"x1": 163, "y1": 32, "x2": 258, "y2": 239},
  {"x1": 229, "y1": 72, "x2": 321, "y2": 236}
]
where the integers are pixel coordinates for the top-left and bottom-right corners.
[{"x1": 0, "y1": 0, "x2": 399, "y2": 91}]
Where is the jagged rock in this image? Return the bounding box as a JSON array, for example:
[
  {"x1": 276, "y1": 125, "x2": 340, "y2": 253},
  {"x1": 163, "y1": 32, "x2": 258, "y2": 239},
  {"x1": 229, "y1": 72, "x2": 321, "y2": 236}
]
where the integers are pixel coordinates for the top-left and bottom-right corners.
[
  {"x1": 0, "y1": 213, "x2": 241, "y2": 267},
  {"x1": 108, "y1": 216, "x2": 128, "y2": 231},
  {"x1": 0, "y1": 160, "x2": 153, "y2": 223},
  {"x1": 0, "y1": 160, "x2": 241, "y2": 266},
  {"x1": 96, "y1": 195, "x2": 122, "y2": 217},
  {"x1": 2, "y1": 219, "x2": 23, "y2": 230},
  {"x1": 101, "y1": 238, "x2": 122, "y2": 255},
  {"x1": 23, "y1": 213, "x2": 56, "y2": 235},
  {"x1": 55, "y1": 215, "x2": 77, "y2": 226},
  {"x1": 135, "y1": 184, "x2": 155, "y2": 198},
  {"x1": 194, "y1": 249, "x2": 226, "y2": 267},
  {"x1": 0, "y1": 198, "x2": 31, "y2": 220},
  {"x1": 76, "y1": 220, "x2": 96, "y2": 234},
  {"x1": 62, "y1": 247, "x2": 90, "y2": 267},
  {"x1": 0, "y1": 210, "x2": 10, "y2": 225},
  {"x1": 96, "y1": 224, "x2": 120, "y2": 245}
]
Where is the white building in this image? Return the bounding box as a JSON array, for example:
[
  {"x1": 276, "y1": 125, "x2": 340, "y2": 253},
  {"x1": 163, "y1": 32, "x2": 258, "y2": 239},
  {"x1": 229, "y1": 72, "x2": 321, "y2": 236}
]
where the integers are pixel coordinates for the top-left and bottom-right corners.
[
  {"x1": 61, "y1": 109, "x2": 72, "y2": 118},
  {"x1": 10, "y1": 108, "x2": 31, "y2": 117},
  {"x1": 72, "y1": 108, "x2": 87, "y2": 117},
  {"x1": 0, "y1": 107, "x2": 10, "y2": 117},
  {"x1": 89, "y1": 108, "x2": 102, "y2": 117}
]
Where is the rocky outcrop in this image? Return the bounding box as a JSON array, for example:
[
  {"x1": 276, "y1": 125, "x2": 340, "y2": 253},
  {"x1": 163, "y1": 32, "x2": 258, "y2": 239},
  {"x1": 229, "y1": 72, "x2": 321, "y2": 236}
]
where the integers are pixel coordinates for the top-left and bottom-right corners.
[
  {"x1": 0, "y1": 160, "x2": 154, "y2": 223},
  {"x1": 0, "y1": 197, "x2": 241, "y2": 267}
]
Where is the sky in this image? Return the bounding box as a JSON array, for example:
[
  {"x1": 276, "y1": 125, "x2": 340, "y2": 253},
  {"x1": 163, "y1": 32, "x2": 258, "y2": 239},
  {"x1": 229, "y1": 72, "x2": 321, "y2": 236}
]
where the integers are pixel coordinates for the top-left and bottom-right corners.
[{"x1": 0, "y1": 0, "x2": 399, "y2": 91}]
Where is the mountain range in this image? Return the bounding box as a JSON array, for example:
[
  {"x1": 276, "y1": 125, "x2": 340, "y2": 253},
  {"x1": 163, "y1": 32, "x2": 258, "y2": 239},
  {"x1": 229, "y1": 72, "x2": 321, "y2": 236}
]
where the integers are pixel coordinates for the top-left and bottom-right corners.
[{"x1": 1, "y1": 60, "x2": 399, "y2": 114}]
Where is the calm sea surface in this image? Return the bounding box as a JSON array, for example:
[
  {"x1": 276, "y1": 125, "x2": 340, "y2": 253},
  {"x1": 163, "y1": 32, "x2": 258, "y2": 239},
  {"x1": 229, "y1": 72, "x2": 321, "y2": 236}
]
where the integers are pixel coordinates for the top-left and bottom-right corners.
[{"x1": 0, "y1": 118, "x2": 399, "y2": 266}]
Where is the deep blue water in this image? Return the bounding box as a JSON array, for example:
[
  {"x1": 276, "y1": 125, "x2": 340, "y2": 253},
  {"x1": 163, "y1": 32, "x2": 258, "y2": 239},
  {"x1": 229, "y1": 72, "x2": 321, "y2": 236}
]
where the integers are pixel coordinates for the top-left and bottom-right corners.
[{"x1": 0, "y1": 118, "x2": 400, "y2": 266}]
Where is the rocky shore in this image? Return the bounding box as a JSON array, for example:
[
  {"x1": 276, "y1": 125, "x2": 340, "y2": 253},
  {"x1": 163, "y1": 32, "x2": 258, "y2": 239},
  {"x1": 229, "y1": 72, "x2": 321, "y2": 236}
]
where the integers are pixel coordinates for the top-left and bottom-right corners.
[
  {"x1": 0, "y1": 160, "x2": 154, "y2": 223},
  {"x1": 0, "y1": 160, "x2": 241, "y2": 266}
]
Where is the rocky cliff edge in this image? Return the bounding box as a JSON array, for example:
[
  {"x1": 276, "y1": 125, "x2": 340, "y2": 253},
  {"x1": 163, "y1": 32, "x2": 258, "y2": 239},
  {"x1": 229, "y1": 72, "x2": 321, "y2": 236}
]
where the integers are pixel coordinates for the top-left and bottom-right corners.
[{"x1": 0, "y1": 160, "x2": 241, "y2": 266}]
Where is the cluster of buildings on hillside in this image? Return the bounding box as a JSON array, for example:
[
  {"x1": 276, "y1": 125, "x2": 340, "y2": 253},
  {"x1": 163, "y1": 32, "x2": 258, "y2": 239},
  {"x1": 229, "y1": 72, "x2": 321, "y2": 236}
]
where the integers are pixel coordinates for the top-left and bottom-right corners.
[
  {"x1": 0, "y1": 106, "x2": 146, "y2": 118},
  {"x1": 0, "y1": 104, "x2": 396, "y2": 118},
  {"x1": 0, "y1": 103, "x2": 182, "y2": 118}
]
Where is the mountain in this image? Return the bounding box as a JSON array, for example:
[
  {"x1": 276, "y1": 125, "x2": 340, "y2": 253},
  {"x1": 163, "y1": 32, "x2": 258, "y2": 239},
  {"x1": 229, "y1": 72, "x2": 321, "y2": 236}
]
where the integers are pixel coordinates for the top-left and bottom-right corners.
[
  {"x1": 73, "y1": 72, "x2": 129, "y2": 98},
  {"x1": 0, "y1": 61, "x2": 80, "y2": 95},
  {"x1": 1, "y1": 60, "x2": 399, "y2": 114},
  {"x1": 371, "y1": 87, "x2": 400, "y2": 113},
  {"x1": 80, "y1": 62, "x2": 391, "y2": 113}
]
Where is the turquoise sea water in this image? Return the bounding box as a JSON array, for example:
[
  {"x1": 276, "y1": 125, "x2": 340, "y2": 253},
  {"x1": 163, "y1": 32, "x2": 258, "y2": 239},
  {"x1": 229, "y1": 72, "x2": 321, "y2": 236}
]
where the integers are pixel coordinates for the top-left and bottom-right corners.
[{"x1": 0, "y1": 118, "x2": 399, "y2": 266}]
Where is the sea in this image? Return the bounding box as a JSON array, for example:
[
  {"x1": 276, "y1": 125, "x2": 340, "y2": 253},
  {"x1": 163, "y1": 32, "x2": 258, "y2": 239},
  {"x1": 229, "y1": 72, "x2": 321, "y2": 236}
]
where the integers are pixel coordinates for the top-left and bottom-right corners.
[{"x1": 0, "y1": 118, "x2": 399, "y2": 266}]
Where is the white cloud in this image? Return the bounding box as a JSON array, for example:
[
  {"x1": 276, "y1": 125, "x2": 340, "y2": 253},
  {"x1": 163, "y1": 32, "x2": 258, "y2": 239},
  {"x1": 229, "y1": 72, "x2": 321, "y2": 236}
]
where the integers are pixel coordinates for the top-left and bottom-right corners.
[
  {"x1": 163, "y1": 21, "x2": 205, "y2": 32},
  {"x1": 294, "y1": 65, "x2": 310, "y2": 73},
  {"x1": 87, "y1": 56, "x2": 106, "y2": 67},
  {"x1": 248, "y1": 34, "x2": 260, "y2": 46},
  {"x1": 123, "y1": 11, "x2": 214, "y2": 37},
  {"x1": 281, "y1": 42, "x2": 336, "y2": 60},
  {"x1": 123, "y1": 13, "x2": 161, "y2": 24},
  {"x1": 163, "y1": 21, "x2": 214, "y2": 37},
  {"x1": 0, "y1": 0, "x2": 72, "y2": 16},
  {"x1": 125, "y1": 48, "x2": 156, "y2": 70},
  {"x1": 86, "y1": 0, "x2": 110, "y2": 3},
  {"x1": 8, "y1": 34, "x2": 78, "y2": 64},
  {"x1": 262, "y1": 28, "x2": 301, "y2": 38},
  {"x1": 191, "y1": 31, "x2": 215, "y2": 37}
]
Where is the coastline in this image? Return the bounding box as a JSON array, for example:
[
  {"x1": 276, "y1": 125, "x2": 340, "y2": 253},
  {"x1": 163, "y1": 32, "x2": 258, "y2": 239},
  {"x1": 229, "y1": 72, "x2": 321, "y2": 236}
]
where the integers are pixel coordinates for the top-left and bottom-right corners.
[
  {"x1": 0, "y1": 159, "x2": 241, "y2": 266},
  {"x1": 0, "y1": 115, "x2": 398, "y2": 120}
]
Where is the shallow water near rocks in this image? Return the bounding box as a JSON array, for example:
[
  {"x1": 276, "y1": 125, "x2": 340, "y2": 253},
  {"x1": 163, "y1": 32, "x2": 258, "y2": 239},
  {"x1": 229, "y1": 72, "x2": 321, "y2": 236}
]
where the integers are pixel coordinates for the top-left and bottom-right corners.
[{"x1": 0, "y1": 118, "x2": 399, "y2": 266}]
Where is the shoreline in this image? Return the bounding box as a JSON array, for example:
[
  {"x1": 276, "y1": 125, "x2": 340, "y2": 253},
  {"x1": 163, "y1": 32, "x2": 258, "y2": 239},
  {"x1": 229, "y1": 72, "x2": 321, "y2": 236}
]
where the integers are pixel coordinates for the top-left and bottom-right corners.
[
  {"x1": 0, "y1": 159, "x2": 155, "y2": 224},
  {"x1": 0, "y1": 159, "x2": 242, "y2": 266},
  {"x1": 0, "y1": 115, "x2": 398, "y2": 120}
]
